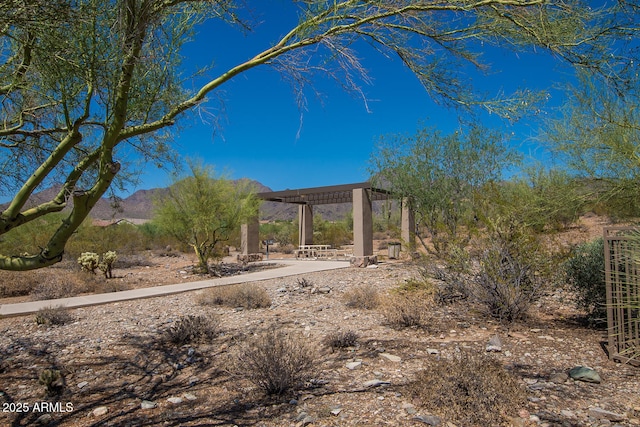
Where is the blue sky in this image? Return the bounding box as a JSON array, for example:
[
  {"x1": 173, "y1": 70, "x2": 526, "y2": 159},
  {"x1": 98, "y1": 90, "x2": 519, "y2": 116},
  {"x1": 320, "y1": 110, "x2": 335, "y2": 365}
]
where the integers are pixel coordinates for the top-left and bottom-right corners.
[{"x1": 133, "y1": 2, "x2": 575, "y2": 193}]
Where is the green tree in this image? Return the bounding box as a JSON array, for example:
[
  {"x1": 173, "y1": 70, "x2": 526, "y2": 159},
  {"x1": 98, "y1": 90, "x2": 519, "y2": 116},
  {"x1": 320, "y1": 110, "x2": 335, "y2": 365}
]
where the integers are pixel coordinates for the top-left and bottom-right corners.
[
  {"x1": 371, "y1": 124, "x2": 520, "y2": 256},
  {"x1": 544, "y1": 72, "x2": 640, "y2": 218},
  {"x1": 153, "y1": 162, "x2": 260, "y2": 273},
  {"x1": 0, "y1": 0, "x2": 636, "y2": 270}
]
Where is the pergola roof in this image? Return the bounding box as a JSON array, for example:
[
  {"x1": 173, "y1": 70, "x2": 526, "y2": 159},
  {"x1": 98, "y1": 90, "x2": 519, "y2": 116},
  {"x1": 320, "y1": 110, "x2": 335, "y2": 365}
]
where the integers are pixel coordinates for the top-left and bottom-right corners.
[{"x1": 257, "y1": 182, "x2": 393, "y2": 206}]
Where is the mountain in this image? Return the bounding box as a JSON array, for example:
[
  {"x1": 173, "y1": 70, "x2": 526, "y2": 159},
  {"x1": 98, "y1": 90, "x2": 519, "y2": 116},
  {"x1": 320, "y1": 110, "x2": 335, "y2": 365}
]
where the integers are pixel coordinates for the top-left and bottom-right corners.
[{"x1": 5, "y1": 180, "x2": 355, "y2": 222}]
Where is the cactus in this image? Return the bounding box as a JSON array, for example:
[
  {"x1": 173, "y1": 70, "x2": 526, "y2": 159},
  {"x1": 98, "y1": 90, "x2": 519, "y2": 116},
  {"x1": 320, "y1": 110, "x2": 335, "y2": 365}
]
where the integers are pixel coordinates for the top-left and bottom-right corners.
[
  {"x1": 99, "y1": 250, "x2": 117, "y2": 278},
  {"x1": 39, "y1": 369, "x2": 64, "y2": 395},
  {"x1": 77, "y1": 252, "x2": 100, "y2": 274}
]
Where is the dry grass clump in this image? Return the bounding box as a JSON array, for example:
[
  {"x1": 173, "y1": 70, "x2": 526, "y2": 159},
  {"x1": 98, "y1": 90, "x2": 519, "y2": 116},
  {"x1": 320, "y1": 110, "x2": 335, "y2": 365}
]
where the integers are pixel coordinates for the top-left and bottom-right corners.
[
  {"x1": 382, "y1": 292, "x2": 433, "y2": 328},
  {"x1": 165, "y1": 314, "x2": 220, "y2": 345},
  {"x1": 410, "y1": 351, "x2": 526, "y2": 426},
  {"x1": 324, "y1": 330, "x2": 359, "y2": 350},
  {"x1": 229, "y1": 328, "x2": 318, "y2": 395},
  {"x1": 34, "y1": 306, "x2": 75, "y2": 326},
  {"x1": 197, "y1": 283, "x2": 271, "y2": 309},
  {"x1": 0, "y1": 270, "x2": 42, "y2": 297},
  {"x1": 343, "y1": 285, "x2": 380, "y2": 309}
]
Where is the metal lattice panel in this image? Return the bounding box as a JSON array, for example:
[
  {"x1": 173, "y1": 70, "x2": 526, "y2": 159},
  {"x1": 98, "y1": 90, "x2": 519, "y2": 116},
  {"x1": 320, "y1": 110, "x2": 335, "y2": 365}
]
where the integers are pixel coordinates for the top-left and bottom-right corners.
[{"x1": 604, "y1": 226, "x2": 640, "y2": 367}]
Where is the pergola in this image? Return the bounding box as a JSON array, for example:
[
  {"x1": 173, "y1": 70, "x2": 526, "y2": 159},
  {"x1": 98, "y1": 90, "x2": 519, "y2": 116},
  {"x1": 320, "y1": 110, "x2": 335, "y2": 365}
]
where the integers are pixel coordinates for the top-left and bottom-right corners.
[{"x1": 240, "y1": 182, "x2": 415, "y2": 263}]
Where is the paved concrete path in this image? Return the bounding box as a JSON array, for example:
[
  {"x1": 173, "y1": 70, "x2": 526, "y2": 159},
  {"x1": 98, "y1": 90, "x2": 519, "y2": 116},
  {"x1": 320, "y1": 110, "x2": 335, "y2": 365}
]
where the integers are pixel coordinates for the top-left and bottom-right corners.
[{"x1": 0, "y1": 259, "x2": 350, "y2": 317}]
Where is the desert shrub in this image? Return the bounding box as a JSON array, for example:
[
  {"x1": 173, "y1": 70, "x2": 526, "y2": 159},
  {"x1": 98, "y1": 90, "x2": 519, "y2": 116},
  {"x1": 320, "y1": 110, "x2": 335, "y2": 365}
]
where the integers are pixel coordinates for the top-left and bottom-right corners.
[
  {"x1": 230, "y1": 328, "x2": 318, "y2": 395},
  {"x1": 39, "y1": 368, "x2": 64, "y2": 396},
  {"x1": 197, "y1": 283, "x2": 271, "y2": 309},
  {"x1": 115, "y1": 253, "x2": 155, "y2": 268},
  {"x1": 31, "y1": 278, "x2": 83, "y2": 300},
  {"x1": 471, "y1": 240, "x2": 545, "y2": 322},
  {"x1": 166, "y1": 315, "x2": 220, "y2": 345},
  {"x1": 324, "y1": 330, "x2": 359, "y2": 350},
  {"x1": 35, "y1": 306, "x2": 74, "y2": 326},
  {"x1": 0, "y1": 270, "x2": 43, "y2": 297},
  {"x1": 562, "y1": 237, "x2": 606, "y2": 319},
  {"x1": 296, "y1": 277, "x2": 313, "y2": 288},
  {"x1": 469, "y1": 217, "x2": 550, "y2": 323},
  {"x1": 382, "y1": 292, "x2": 433, "y2": 328},
  {"x1": 343, "y1": 285, "x2": 380, "y2": 310},
  {"x1": 410, "y1": 351, "x2": 526, "y2": 426},
  {"x1": 392, "y1": 276, "x2": 435, "y2": 295}
]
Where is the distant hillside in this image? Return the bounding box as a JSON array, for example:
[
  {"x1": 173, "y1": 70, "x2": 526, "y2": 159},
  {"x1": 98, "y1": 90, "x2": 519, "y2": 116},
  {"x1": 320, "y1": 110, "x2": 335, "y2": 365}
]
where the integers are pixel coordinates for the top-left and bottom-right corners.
[{"x1": 4, "y1": 180, "x2": 358, "y2": 222}]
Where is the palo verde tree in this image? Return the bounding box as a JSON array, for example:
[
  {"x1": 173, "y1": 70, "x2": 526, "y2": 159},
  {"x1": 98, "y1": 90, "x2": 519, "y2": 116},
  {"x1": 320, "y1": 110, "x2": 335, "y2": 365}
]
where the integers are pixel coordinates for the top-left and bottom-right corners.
[
  {"x1": 0, "y1": 0, "x2": 637, "y2": 270},
  {"x1": 544, "y1": 71, "x2": 640, "y2": 218},
  {"x1": 153, "y1": 161, "x2": 260, "y2": 274},
  {"x1": 371, "y1": 124, "x2": 520, "y2": 256}
]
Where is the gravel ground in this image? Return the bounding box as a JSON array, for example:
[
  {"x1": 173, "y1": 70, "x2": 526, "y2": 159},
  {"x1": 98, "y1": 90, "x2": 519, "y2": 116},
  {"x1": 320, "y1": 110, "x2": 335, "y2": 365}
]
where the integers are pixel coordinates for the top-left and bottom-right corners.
[{"x1": 1, "y1": 256, "x2": 639, "y2": 427}]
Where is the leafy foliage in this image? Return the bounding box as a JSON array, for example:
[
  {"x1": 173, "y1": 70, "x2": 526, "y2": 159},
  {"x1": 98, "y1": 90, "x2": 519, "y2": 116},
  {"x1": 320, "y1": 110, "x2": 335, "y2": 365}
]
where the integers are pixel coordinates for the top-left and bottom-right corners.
[
  {"x1": 372, "y1": 125, "x2": 520, "y2": 257},
  {"x1": 563, "y1": 238, "x2": 606, "y2": 320},
  {"x1": 0, "y1": 0, "x2": 634, "y2": 271},
  {"x1": 153, "y1": 161, "x2": 260, "y2": 273}
]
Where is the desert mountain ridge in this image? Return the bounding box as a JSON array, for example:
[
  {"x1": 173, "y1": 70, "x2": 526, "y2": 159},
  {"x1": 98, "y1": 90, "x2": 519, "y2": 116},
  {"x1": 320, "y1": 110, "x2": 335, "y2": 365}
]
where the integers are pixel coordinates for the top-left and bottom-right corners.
[{"x1": 5, "y1": 180, "x2": 358, "y2": 222}]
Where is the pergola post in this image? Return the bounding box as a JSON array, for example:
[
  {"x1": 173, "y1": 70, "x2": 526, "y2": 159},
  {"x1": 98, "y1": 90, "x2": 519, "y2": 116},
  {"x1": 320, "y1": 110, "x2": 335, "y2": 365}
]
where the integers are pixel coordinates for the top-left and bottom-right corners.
[
  {"x1": 353, "y1": 188, "x2": 373, "y2": 257},
  {"x1": 401, "y1": 198, "x2": 416, "y2": 252},
  {"x1": 241, "y1": 217, "x2": 260, "y2": 255},
  {"x1": 299, "y1": 204, "x2": 313, "y2": 246}
]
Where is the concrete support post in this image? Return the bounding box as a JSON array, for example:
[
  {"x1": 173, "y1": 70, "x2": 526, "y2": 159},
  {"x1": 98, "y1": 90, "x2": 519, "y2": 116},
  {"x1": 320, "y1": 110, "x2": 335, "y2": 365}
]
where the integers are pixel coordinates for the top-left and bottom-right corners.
[
  {"x1": 353, "y1": 188, "x2": 373, "y2": 257},
  {"x1": 298, "y1": 204, "x2": 313, "y2": 246},
  {"x1": 401, "y1": 198, "x2": 416, "y2": 252},
  {"x1": 241, "y1": 217, "x2": 260, "y2": 255}
]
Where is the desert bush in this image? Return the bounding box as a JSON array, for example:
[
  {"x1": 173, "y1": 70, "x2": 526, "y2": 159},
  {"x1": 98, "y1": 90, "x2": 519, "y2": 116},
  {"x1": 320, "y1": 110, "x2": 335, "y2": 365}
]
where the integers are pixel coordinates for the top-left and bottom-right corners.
[
  {"x1": 0, "y1": 270, "x2": 43, "y2": 297},
  {"x1": 230, "y1": 328, "x2": 318, "y2": 395},
  {"x1": 392, "y1": 276, "x2": 436, "y2": 295},
  {"x1": 166, "y1": 315, "x2": 220, "y2": 345},
  {"x1": 296, "y1": 277, "x2": 313, "y2": 288},
  {"x1": 35, "y1": 306, "x2": 74, "y2": 326},
  {"x1": 382, "y1": 292, "x2": 433, "y2": 328},
  {"x1": 197, "y1": 283, "x2": 271, "y2": 309},
  {"x1": 343, "y1": 285, "x2": 380, "y2": 310},
  {"x1": 469, "y1": 217, "x2": 550, "y2": 323},
  {"x1": 324, "y1": 330, "x2": 359, "y2": 350},
  {"x1": 410, "y1": 351, "x2": 526, "y2": 426},
  {"x1": 31, "y1": 278, "x2": 83, "y2": 300},
  {"x1": 471, "y1": 240, "x2": 545, "y2": 322},
  {"x1": 562, "y1": 237, "x2": 606, "y2": 320},
  {"x1": 115, "y1": 253, "x2": 155, "y2": 268}
]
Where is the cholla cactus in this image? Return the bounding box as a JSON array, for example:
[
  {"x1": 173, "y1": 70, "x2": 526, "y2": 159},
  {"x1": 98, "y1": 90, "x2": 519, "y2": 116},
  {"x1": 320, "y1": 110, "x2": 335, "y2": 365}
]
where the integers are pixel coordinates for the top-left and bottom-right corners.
[
  {"x1": 78, "y1": 252, "x2": 100, "y2": 274},
  {"x1": 99, "y1": 250, "x2": 117, "y2": 278}
]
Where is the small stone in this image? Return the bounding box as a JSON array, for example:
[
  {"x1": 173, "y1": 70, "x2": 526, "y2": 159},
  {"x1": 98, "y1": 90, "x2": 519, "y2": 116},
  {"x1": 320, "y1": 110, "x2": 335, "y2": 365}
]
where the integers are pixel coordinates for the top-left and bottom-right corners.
[
  {"x1": 35, "y1": 414, "x2": 53, "y2": 424},
  {"x1": 560, "y1": 410, "x2": 575, "y2": 418},
  {"x1": 427, "y1": 348, "x2": 440, "y2": 355},
  {"x1": 486, "y1": 335, "x2": 502, "y2": 352},
  {"x1": 588, "y1": 407, "x2": 625, "y2": 422},
  {"x1": 77, "y1": 381, "x2": 89, "y2": 389},
  {"x1": 549, "y1": 372, "x2": 569, "y2": 384},
  {"x1": 413, "y1": 414, "x2": 442, "y2": 425},
  {"x1": 346, "y1": 361, "x2": 362, "y2": 370},
  {"x1": 510, "y1": 417, "x2": 526, "y2": 427},
  {"x1": 569, "y1": 366, "x2": 601, "y2": 383},
  {"x1": 92, "y1": 406, "x2": 108, "y2": 416},
  {"x1": 183, "y1": 393, "x2": 197, "y2": 401},
  {"x1": 363, "y1": 379, "x2": 391, "y2": 388},
  {"x1": 330, "y1": 407, "x2": 342, "y2": 416},
  {"x1": 167, "y1": 397, "x2": 183, "y2": 404},
  {"x1": 380, "y1": 353, "x2": 402, "y2": 362},
  {"x1": 141, "y1": 400, "x2": 157, "y2": 409}
]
